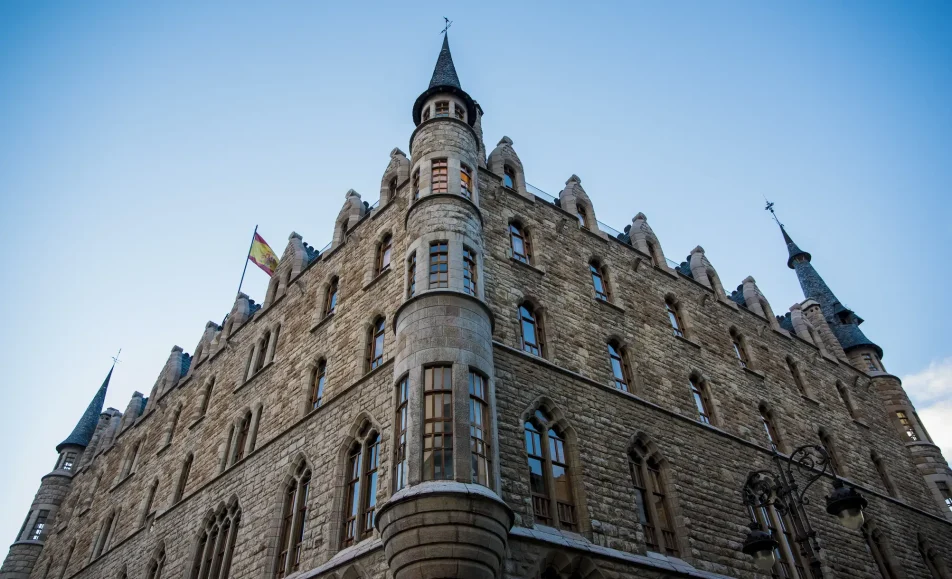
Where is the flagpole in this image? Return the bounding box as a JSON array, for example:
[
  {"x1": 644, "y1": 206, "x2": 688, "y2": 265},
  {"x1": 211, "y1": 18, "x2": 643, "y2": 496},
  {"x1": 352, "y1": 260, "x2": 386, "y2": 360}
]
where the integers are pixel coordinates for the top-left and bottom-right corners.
[{"x1": 237, "y1": 225, "x2": 258, "y2": 297}]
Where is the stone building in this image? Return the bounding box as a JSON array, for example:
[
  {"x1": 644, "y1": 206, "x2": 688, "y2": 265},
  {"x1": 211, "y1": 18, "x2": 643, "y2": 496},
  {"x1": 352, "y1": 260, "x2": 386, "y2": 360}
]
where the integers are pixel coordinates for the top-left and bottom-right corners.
[{"x1": 3, "y1": 34, "x2": 952, "y2": 579}]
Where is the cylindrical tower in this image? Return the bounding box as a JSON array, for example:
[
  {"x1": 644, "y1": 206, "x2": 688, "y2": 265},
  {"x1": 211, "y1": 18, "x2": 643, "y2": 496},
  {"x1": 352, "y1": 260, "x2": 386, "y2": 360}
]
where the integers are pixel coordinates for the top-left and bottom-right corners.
[{"x1": 376, "y1": 34, "x2": 512, "y2": 579}]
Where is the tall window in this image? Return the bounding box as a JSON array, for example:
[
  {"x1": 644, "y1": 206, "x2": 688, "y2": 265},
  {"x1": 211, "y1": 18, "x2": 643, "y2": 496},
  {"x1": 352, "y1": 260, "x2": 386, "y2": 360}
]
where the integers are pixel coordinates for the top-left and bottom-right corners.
[
  {"x1": 896, "y1": 411, "x2": 919, "y2": 441},
  {"x1": 690, "y1": 377, "x2": 714, "y2": 425},
  {"x1": 275, "y1": 465, "x2": 311, "y2": 578},
  {"x1": 937, "y1": 481, "x2": 952, "y2": 513},
  {"x1": 431, "y1": 159, "x2": 448, "y2": 193},
  {"x1": 324, "y1": 277, "x2": 339, "y2": 317},
  {"x1": 121, "y1": 442, "x2": 141, "y2": 478},
  {"x1": 57, "y1": 451, "x2": 77, "y2": 471},
  {"x1": 341, "y1": 430, "x2": 379, "y2": 547},
  {"x1": 310, "y1": 360, "x2": 326, "y2": 410},
  {"x1": 147, "y1": 548, "x2": 166, "y2": 579},
  {"x1": 342, "y1": 445, "x2": 361, "y2": 548},
  {"x1": 394, "y1": 378, "x2": 409, "y2": 491},
  {"x1": 524, "y1": 409, "x2": 576, "y2": 531},
  {"x1": 748, "y1": 504, "x2": 803, "y2": 579},
  {"x1": 503, "y1": 165, "x2": 515, "y2": 189},
  {"x1": 590, "y1": 262, "x2": 610, "y2": 301},
  {"x1": 253, "y1": 330, "x2": 271, "y2": 374},
  {"x1": 140, "y1": 480, "x2": 158, "y2": 527},
  {"x1": 864, "y1": 526, "x2": 899, "y2": 579},
  {"x1": 576, "y1": 204, "x2": 587, "y2": 227},
  {"x1": 199, "y1": 379, "x2": 215, "y2": 418},
  {"x1": 509, "y1": 223, "x2": 531, "y2": 264},
  {"x1": 665, "y1": 298, "x2": 685, "y2": 338},
  {"x1": 819, "y1": 429, "x2": 844, "y2": 475},
  {"x1": 388, "y1": 177, "x2": 397, "y2": 200},
  {"x1": 28, "y1": 510, "x2": 49, "y2": 541},
  {"x1": 190, "y1": 504, "x2": 241, "y2": 579},
  {"x1": 166, "y1": 408, "x2": 182, "y2": 445},
  {"x1": 630, "y1": 442, "x2": 678, "y2": 556},
  {"x1": 454, "y1": 103, "x2": 465, "y2": 120},
  {"x1": 362, "y1": 434, "x2": 379, "y2": 540},
  {"x1": 786, "y1": 358, "x2": 808, "y2": 397},
  {"x1": 730, "y1": 329, "x2": 749, "y2": 369},
  {"x1": 469, "y1": 372, "x2": 491, "y2": 487},
  {"x1": 175, "y1": 455, "x2": 193, "y2": 503},
  {"x1": 407, "y1": 252, "x2": 416, "y2": 298},
  {"x1": 376, "y1": 234, "x2": 392, "y2": 275},
  {"x1": 519, "y1": 304, "x2": 544, "y2": 357},
  {"x1": 422, "y1": 107, "x2": 430, "y2": 122},
  {"x1": 836, "y1": 382, "x2": 858, "y2": 420},
  {"x1": 919, "y1": 537, "x2": 951, "y2": 579},
  {"x1": 608, "y1": 341, "x2": 632, "y2": 392},
  {"x1": 428, "y1": 241, "x2": 449, "y2": 288},
  {"x1": 760, "y1": 405, "x2": 782, "y2": 450},
  {"x1": 435, "y1": 100, "x2": 449, "y2": 117},
  {"x1": 871, "y1": 453, "x2": 897, "y2": 497},
  {"x1": 367, "y1": 317, "x2": 385, "y2": 371},
  {"x1": 423, "y1": 366, "x2": 454, "y2": 480},
  {"x1": 92, "y1": 511, "x2": 116, "y2": 558},
  {"x1": 460, "y1": 164, "x2": 472, "y2": 199},
  {"x1": 463, "y1": 246, "x2": 477, "y2": 296},
  {"x1": 412, "y1": 169, "x2": 420, "y2": 201},
  {"x1": 234, "y1": 412, "x2": 251, "y2": 463}
]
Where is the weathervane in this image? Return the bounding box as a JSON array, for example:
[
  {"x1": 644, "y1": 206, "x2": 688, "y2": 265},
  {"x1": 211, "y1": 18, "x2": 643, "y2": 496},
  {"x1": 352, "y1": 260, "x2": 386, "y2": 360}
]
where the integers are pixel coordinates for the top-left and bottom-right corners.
[
  {"x1": 764, "y1": 197, "x2": 782, "y2": 228},
  {"x1": 111, "y1": 348, "x2": 123, "y2": 367},
  {"x1": 441, "y1": 17, "x2": 452, "y2": 35}
]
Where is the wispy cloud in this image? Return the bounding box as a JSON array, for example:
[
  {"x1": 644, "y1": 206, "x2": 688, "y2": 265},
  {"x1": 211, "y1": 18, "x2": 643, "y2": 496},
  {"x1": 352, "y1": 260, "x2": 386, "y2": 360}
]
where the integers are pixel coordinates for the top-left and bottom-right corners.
[{"x1": 901, "y1": 357, "x2": 952, "y2": 461}]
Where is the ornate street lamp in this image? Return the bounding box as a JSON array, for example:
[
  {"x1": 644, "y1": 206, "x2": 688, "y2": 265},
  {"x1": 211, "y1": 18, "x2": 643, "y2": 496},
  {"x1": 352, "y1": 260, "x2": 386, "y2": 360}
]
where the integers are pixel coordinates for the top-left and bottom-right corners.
[{"x1": 741, "y1": 445, "x2": 868, "y2": 579}]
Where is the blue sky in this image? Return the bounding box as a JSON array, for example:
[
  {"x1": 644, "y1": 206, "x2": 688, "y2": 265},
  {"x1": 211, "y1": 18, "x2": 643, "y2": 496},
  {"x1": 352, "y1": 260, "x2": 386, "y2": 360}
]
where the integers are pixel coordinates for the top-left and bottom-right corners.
[{"x1": 1, "y1": 1, "x2": 950, "y2": 541}]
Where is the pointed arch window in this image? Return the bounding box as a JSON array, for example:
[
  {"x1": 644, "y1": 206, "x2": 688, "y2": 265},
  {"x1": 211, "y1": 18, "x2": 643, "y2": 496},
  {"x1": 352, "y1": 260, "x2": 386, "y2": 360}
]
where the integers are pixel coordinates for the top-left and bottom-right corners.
[
  {"x1": 387, "y1": 177, "x2": 397, "y2": 201},
  {"x1": 608, "y1": 341, "x2": 632, "y2": 392},
  {"x1": 786, "y1": 357, "x2": 811, "y2": 398},
  {"x1": 519, "y1": 303, "x2": 545, "y2": 357},
  {"x1": 423, "y1": 365, "x2": 454, "y2": 481},
  {"x1": 233, "y1": 411, "x2": 252, "y2": 463},
  {"x1": 576, "y1": 204, "x2": 587, "y2": 228},
  {"x1": 836, "y1": 382, "x2": 858, "y2": 420},
  {"x1": 463, "y1": 246, "x2": 477, "y2": 296},
  {"x1": 341, "y1": 430, "x2": 380, "y2": 548},
  {"x1": 166, "y1": 407, "x2": 182, "y2": 445},
  {"x1": 274, "y1": 464, "x2": 311, "y2": 578},
  {"x1": 524, "y1": 410, "x2": 577, "y2": 530},
  {"x1": 91, "y1": 510, "x2": 117, "y2": 558},
  {"x1": 460, "y1": 164, "x2": 472, "y2": 199},
  {"x1": 189, "y1": 504, "x2": 240, "y2": 579},
  {"x1": 871, "y1": 452, "x2": 897, "y2": 497},
  {"x1": 503, "y1": 165, "x2": 516, "y2": 189},
  {"x1": 760, "y1": 404, "x2": 782, "y2": 451},
  {"x1": 431, "y1": 159, "x2": 448, "y2": 194},
  {"x1": 407, "y1": 252, "x2": 417, "y2": 298},
  {"x1": 367, "y1": 317, "x2": 385, "y2": 371},
  {"x1": 342, "y1": 444, "x2": 361, "y2": 548},
  {"x1": 199, "y1": 378, "x2": 215, "y2": 418},
  {"x1": 629, "y1": 441, "x2": 679, "y2": 556},
  {"x1": 509, "y1": 223, "x2": 531, "y2": 264},
  {"x1": 864, "y1": 525, "x2": 899, "y2": 579},
  {"x1": 146, "y1": 548, "x2": 166, "y2": 579},
  {"x1": 394, "y1": 377, "x2": 409, "y2": 491},
  {"x1": 730, "y1": 329, "x2": 750, "y2": 369},
  {"x1": 253, "y1": 330, "x2": 271, "y2": 374},
  {"x1": 310, "y1": 360, "x2": 326, "y2": 410},
  {"x1": 665, "y1": 297, "x2": 685, "y2": 338},
  {"x1": 469, "y1": 371, "x2": 491, "y2": 487},
  {"x1": 376, "y1": 234, "x2": 392, "y2": 275},
  {"x1": 818, "y1": 429, "x2": 845, "y2": 475},
  {"x1": 324, "y1": 277, "x2": 339, "y2": 317},
  {"x1": 175, "y1": 455, "x2": 193, "y2": 503},
  {"x1": 590, "y1": 261, "x2": 610, "y2": 301},
  {"x1": 120, "y1": 441, "x2": 141, "y2": 478},
  {"x1": 919, "y1": 537, "x2": 951, "y2": 579},
  {"x1": 140, "y1": 479, "x2": 158, "y2": 527},
  {"x1": 411, "y1": 169, "x2": 420, "y2": 201},
  {"x1": 59, "y1": 542, "x2": 76, "y2": 579},
  {"x1": 428, "y1": 241, "x2": 449, "y2": 288},
  {"x1": 690, "y1": 377, "x2": 715, "y2": 425}
]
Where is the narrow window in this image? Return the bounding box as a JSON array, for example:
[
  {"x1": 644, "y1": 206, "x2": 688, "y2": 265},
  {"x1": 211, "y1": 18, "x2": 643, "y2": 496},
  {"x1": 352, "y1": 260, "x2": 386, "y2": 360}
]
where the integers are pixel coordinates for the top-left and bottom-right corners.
[
  {"x1": 140, "y1": 480, "x2": 158, "y2": 526},
  {"x1": 590, "y1": 262, "x2": 610, "y2": 301},
  {"x1": 412, "y1": 169, "x2": 420, "y2": 201},
  {"x1": 778, "y1": 510, "x2": 808, "y2": 578},
  {"x1": 524, "y1": 421, "x2": 550, "y2": 526},
  {"x1": 342, "y1": 444, "x2": 361, "y2": 548},
  {"x1": 62, "y1": 451, "x2": 77, "y2": 471},
  {"x1": 275, "y1": 476, "x2": 297, "y2": 578},
  {"x1": 361, "y1": 434, "x2": 379, "y2": 539},
  {"x1": 454, "y1": 103, "x2": 465, "y2": 120},
  {"x1": 749, "y1": 505, "x2": 796, "y2": 578},
  {"x1": 787, "y1": 358, "x2": 807, "y2": 397},
  {"x1": 469, "y1": 372, "x2": 491, "y2": 486},
  {"x1": 645, "y1": 239, "x2": 660, "y2": 267},
  {"x1": 509, "y1": 223, "x2": 531, "y2": 264},
  {"x1": 576, "y1": 204, "x2": 587, "y2": 227},
  {"x1": 760, "y1": 405, "x2": 781, "y2": 450},
  {"x1": 254, "y1": 331, "x2": 270, "y2": 374},
  {"x1": 310, "y1": 361, "x2": 326, "y2": 410},
  {"x1": 394, "y1": 378, "x2": 409, "y2": 491},
  {"x1": 28, "y1": 510, "x2": 49, "y2": 541},
  {"x1": 519, "y1": 304, "x2": 544, "y2": 356},
  {"x1": 862, "y1": 353, "x2": 878, "y2": 371},
  {"x1": 919, "y1": 539, "x2": 950, "y2": 579},
  {"x1": 422, "y1": 107, "x2": 430, "y2": 122},
  {"x1": 423, "y1": 365, "x2": 454, "y2": 481},
  {"x1": 503, "y1": 165, "x2": 515, "y2": 189},
  {"x1": 191, "y1": 506, "x2": 240, "y2": 579},
  {"x1": 463, "y1": 246, "x2": 477, "y2": 296},
  {"x1": 376, "y1": 234, "x2": 392, "y2": 275},
  {"x1": 629, "y1": 446, "x2": 679, "y2": 556},
  {"x1": 175, "y1": 455, "x2": 193, "y2": 502},
  {"x1": 428, "y1": 241, "x2": 449, "y2": 288},
  {"x1": 431, "y1": 159, "x2": 448, "y2": 194},
  {"x1": 290, "y1": 472, "x2": 309, "y2": 572},
  {"x1": 234, "y1": 412, "x2": 251, "y2": 463},
  {"x1": 388, "y1": 177, "x2": 397, "y2": 200},
  {"x1": 819, "y1": 430, "x2": 844, "y2": 475},
  {"x1": 937, "y1": 481, "x2": 952, "y2": 513},
  {"x1": 199, "y1": 379, "x2": 215, "y2": 418},
  {"x1": 865, "y1": 527, "x2": 899, "y2": 579},
  {"x1": 523, "y1": 410, "x2": 577, "y2": 531},
  {"x1": 324, "y1": 277, "x2": 338, "y2": 317},
  {"x1": 92, "y1": 511, "x2": 115, "y2": 558},
  {"x1": 460, "y1": 164, "x2": 472, "y2": 199},
  {"x1": 435, "y1": 100, "x2": 449, "y2": 117},
  {"x1": 608, "y1": 341, "x2": 631, "y2": 392},
  {"x1": 122, "y1": 442, "x2": 141, "y2": 478},
  {"x1": 896, "y1": 410, "x2": 919, "y2": 441},
  {"x1": 730, "y1": 330, "x2": 749, "y2": 369},
  {"x1": 146, "y1": 549, "x2": 165, "y2": 579},
  {"x1": 836, "y1": 382, "x2": 858, "y2": 420},
  {"x1": 407, "y1": 252, "x2": 416, "y2": 298},
  {"x1": 871, "y1": 453, "x2": 897, "y2": 497},
  {"x1": 367, "y1": 317, "x2": 385, "y2": 371},
  {"x1": 690, "y1": 377, "x2": 714, "y2": 425},
  {"x1": 166, "y1": 408, "x2": 182, "y2": 445},
  {"x1": 665, "y1": 298, "x2": 685, "y2": 338}
]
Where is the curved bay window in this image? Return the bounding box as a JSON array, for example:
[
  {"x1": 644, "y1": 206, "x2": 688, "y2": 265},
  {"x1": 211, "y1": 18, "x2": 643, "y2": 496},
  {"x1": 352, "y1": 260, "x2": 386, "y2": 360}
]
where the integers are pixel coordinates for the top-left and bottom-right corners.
[
  {"x1": 503, "y1": 165, "x2": 516, "y2": 189},
  {"x1": 376, "y1": 234, "x2": 392, "y2": 275},
  {"x1": 189, "y1": 503, "x2": 241, "y2": 579},
  {"x1": 629, "y1": 441, "x2": 679, "y2": 556},
  {"x1": 463, "y1": 246, "x2": 477, "y2": 296},
  {"x1": 519, "y1": 303, "x2": 544, "y2": 357},
  {"x1": 689, "y1": 377, "x2": 714, "y2": 425},
  {"x1": 608, "y1": 341, "x2": 632, "y2": 392},
  {"x1": 460, "y1": 164, "x2": 472, "y2": 199},
  {"x1": 394, "y1": 377, "x2": 409, "y2": 491},
  {"x1": 429, "y1": 241, "x2": 449, "y2": 289},
  {"x1": 665, "y1": 297, "x2": 685, "y2": 338},
  {"x1": 469, "y1": 371, "x2": 491, "y2": 486},
  {"x1": 367, "y1": 317, "x2": 385, "y2": 371},
  {"x1": 274, "y1": 465, "x2": 311, "y2": 578},
  {"x1": 590, "y1": 262, "x2": 610, "y2": 301},
  {"x1": 310, "y1": 360, "x2": 326, "y2": 410},
  {"x1": 431, "y1": 159, "x2": 448, "y2": 194},
  {"x1": 524, "y1": 410, "x2": 577, "y2": 530},
  {"x1": 341, "y1": 431, "x2": 380, "y2": 548},
  {"x1": 324, "y1": 277, "x2": 339, "y2": 317},
  {"x1": 509, "y1": 223, "x2": 531, "y2": 264},
  {"x1": 423, "y1": 365, "x2": 454, "y2": 481}
]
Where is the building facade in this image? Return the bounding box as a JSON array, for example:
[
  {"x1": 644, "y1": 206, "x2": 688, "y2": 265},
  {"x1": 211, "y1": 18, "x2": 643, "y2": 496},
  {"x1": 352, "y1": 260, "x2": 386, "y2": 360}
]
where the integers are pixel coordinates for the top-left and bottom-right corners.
[{"x1": 4, "y1": 35, "x2": 952, "y2": 579}]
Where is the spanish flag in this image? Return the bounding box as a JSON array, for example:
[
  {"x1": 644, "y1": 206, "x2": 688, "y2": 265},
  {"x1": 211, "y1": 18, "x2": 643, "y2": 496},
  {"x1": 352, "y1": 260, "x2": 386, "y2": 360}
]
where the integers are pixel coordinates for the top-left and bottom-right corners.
[{"x1": 249, "y1": 233, "x2": 280, "y2": 276}]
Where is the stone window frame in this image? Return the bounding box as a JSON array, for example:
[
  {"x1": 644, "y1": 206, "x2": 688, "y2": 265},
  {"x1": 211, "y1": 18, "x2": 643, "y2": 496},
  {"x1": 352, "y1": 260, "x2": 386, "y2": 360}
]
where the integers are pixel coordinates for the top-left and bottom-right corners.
[
  {"x1": 453, "y1": 102, "x2": 465, "y2": 121},
  {"x1": 306, "y1": 358, "x2": 327, "y2": 412},
  {"x1": 387, "y1": 176, "x2": 398, "y2": 202},
  {"x1": 196, "y1": 377, "x2": 216, "y2": 422},
  {"x1": 224, "y1": 403, "x2": 263, "y2": 469},
  {"x1": 321, "y1": 275, "x2": 340, "y2": 319},
  {"x1": 747, "y1": 501, "x2": 807, "y2": 579},
  {"x1": 374, "y1": 232, "x2": 393, "y2": 277},
  {"x1": 139, "y1": 478, "x2": 159, "y2": 528},
  {"x1": 817, "y1": 427, "x2": 848, "y2": 477},
  {"x1": 664, "y1": 293, "x2": 690, "y2": 340},
  {"x1": 163, "y1": 404, "x2": 183, "y2": 446},
  {"x1": 434, "y1": 100, "x2": 450, "y2": 117},
  {"x1": 589, "y1": 259, "x2": 612, "y2": 303},
  {"x1": 428, "y1": 240, "x2": 449, "y2": 289},
  {"x1": 468, "y1": 369, "x2": 492, "y2": 487},
  {"x1": 503, "y1": 164, "x2": 516, "y2": 189},
  {"x1": 247, "y1": 322, "x2": 281, "y2": 381},
  {"x1": 365, "y1": 315, "x2": 387, "y2": 373},
  {"x1": 785, "y1": 356, "x2": 815, "y2": 399},
  {"x1": 918, "y1": 533, "x2": 951, "y2": 579},
  {"x1": 862, "y1": 522, "x2": 904, "y2": 579},
  {"x1": 422, "y1": 365, "x2": 454, "y2": 482},
  {"x1": 27, "y1": 508, "x2": 51, "y2": 542},
  {"x1": 834, "y1": 380, "x2": 860, "y2": 421},
  {"x1": 462, "y1": 245, "x2": 478, "y2": 296},
  {"x1": 328, "y1": 414, "x2": 383, "y2": 554},
  {"x1": 174, "y1": 454, "x2": 194, "y2": 504},
  {"x1": 406, "y1": 252, "x2": 417, "y2": 298},
  {"x1": 431, "y1": 158, "x2": 449, "y2": 194},
  {"x1": 119, "y1": 439, "x2": 142, "y2": 479},
  {"x1": 393, "y1": 375, "x2": 409, "y2": 492},
  {"x1": 146, "y1": 544, "x2": 166, "y2": 579},
  {"x1": 460, "y1": 163, "x2": 473, "y2": 200},
  {"x1": 729, "y1": 326, "x2": 752, "y2": 370},
  {"x1": 186, "y1": 498, "x2": 241, "y2": 579},
  {"x1": 606, "y1": 338, "x2": 633, "y2": 393},
  {"x1": 272, "y1": 457, "x2": 312, "y2": 578},
  {"x1": 628, "y1": 434, "x2": 682, "y2": 557},
  {"x1": 892, "y1": 408, "x2": 929, "y2": 443},
  {"x1": 758, "y1": 402, "x2": 786, "y2": 453},
  {"x1": 688, "y1": 372, "x2": 718, "y2": 426},
  {"x1": 411, "y1": 168, "x2": 420, "y2": 201},
  {"x1": 870, "y1": 451, "x2": 898, "y2": 498},
  {"x1": 518, "y1": 300, "x2": 547, "y2": 358},
  {"x1": 90, "y1": 507, "x2": 119, "y2": 560},
  {"x1": 508, "y1": 220, "x2": 533, "y2": 265},
  {"x1": 58, "y1": 540, "x2": 77, "y2": 579}
]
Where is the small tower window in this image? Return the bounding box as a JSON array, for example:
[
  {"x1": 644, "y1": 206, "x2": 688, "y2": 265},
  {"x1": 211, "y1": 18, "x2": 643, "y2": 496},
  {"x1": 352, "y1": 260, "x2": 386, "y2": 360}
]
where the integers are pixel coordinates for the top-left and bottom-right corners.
[
  {"x1": 310, "y1": 360, "x2": 326, "y2": 410},
  {"x1": 435, "y1": 100, "x2": 450, "y2": 117},
  {"x1": 324, "y1": 277, "x2": 339, "y2": 316},
  {"x1": 422, "y1": 107, "x2": 430, "y2": 122},
  {"x1": 608, "y1": 341, "x2": 631, "y2": 392},
  {"x1": 665, "y1": 298, "x2": 685, "y2": 338},
  {"x1": 576, "y1": 204, "x2": 587, "y2": 227},
  {"x1": 454, "y1": 103, "x2": 465, "y2": 120},
  {"x1": 28, "y1": 510, "x2": 49, "y2": 541},
  {"x1": 509, "y1": 223, "x2": 531, "y2": 264},
  {"x1": 469, "y1": 371, "x2": 491, "y2": 486},
  {"x1": 423, "y1": 365, "x2": 454, "y2": 480},
  {"x1": 690, "y1": 377, "x2": 714, "y2": 425},
  {"x1": 388, "y1": 176, "x2": 397, "y2": 200},
  {"x1": 862, "y1": 353, "x2": 879, "y2": 371},
  {"x1": 460, "y1": 164, "x2": 472, "y2": 199},
  {"x1": 590, "y1": 261, "x2": 610, "y2": 301},
  {"x1": 519, "y1": 304, "x2": 544, "y2": 357},
  {"x1": 431, "y1": 159, "x2": 448, "y2": 194},
  {"x1": 503, "y1": 165, "x2": 516, "y2": 189},
  {"x1": 407, "y1": 252, "x2": 417, "y2": 298},
  {"x1": 412, "y1": 169, "x2": 420, "y2": 201},
  {"x1": 428, "y1": 241, "x2": 449, "y2": 288},
  {"x1": 936, "y1": 481, "x2": 952, "y2": 513},
  {"x1": 896, "y1": 410, "x2": 919, "y2": 441},
  {"x1": 376, "y1": 234, "x2": 392, "y2": 275},
  {"x1": 394, "y1": 377, "x2": 409, "y2": 491},
  {"x1": 367, "y1": 317, "x2": 385, "y2": 371},
  {"x1": 463, "y1": 246, "x2": 477, "y2": 296},
  {"x1": 61, "y1": 451, "x2": 77, "y2": 471}
]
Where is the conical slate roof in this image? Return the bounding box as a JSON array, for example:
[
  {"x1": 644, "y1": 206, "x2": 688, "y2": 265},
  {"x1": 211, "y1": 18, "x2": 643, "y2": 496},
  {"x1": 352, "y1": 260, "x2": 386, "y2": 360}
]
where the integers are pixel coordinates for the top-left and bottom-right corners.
[
  {"x1": 429, "y1": 34, "x2": 462, "y2": 90},
  {"x1": 781, "y1": 225, "x2": 811, "y2": 269},
  {"x1": 56, "y1": 365, "x2": 112, "y2": 452},
  {"x1": 412, "y1": 34, "x2": 477, "y2": 127}
]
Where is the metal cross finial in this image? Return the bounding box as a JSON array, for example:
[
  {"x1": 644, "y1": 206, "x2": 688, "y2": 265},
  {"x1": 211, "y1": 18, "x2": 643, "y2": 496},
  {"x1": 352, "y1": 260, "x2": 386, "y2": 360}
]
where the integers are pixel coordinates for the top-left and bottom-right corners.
[
  {"x1": 441, "y1": 17, "x2": 452, "y2": 35},
  {"x1": 111, "y1": 348, "x2": 123, "y2": 367},
  {"x1": 764, "y1": 197, "x2": 783, "y2": 228}
]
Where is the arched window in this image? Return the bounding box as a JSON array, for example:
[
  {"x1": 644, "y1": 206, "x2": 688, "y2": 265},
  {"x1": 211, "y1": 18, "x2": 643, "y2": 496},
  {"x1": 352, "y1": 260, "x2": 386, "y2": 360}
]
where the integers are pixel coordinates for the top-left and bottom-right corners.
[
  {"x1": 253, "y1": 331, "x2": 271, "y2": 374},
  {"x1": 199, "y1": 378, "x2": 215, "y2": 419},
  {"x1": 310, "y1": 360, "x2": 326, "y2": 410},
  {"x1": 519, "y1": 303, "x2": 545, "y2": 357},
  {"x1": 140, "y1": 479, "x2": 158, "y2": 527},
  {"x1": 589, "y1": 261, "x2": 610, "y2": 302},
  {"x1": 645, "y1": 239, "x2": 660, "y2": 267},
  {"x1": 509, "y1": 222, "x2": 532, "y2": 264},
  {"x1": 412, "y1": 169, "x2": 420, "y2": 201},
  {"x1": 759, "y1": 404, "x2": 783, "y2": 451},
  {"x1": 689, "y1": 376, "x2": 715, "y2": 425},
  {"x1": 665, "y1": 297, "x2": 685, "y2": 338},
  {"x1": 607, "y1": 341, "x2": 632, "y2": 392},
  {"x1": 730, "y1": 328, "x2": 750, "y2": 369},
  {"x1": 871, "y1": 452, "x2": 897, "y2": 497},
  {"x1": 576, "y1": 204, "x2": 587, "y2": 228},
  {"x1": 629, "y1": 440, "x2": 679, "y2": 556},
  {"x1": 747, "y1": 503, "x2": 807, "y2": 579},
  {"x1": 91, "y1": 510, "x2": 117, "y2": 559},
  {"x1": 274, "y1": 464, "x2": 311, "y2": 578},
  {"x1": 324, "y1": 277, "x2": 339, "y2": 317},
  {"x1": 59, "y1": 542, "x2": 76, "y2": 579},
  {"x1": 469, "y1": 371, "x2": 491, "y2": 486},
  {"x1": 460, "y1": 164, "x2": 472, "y2": 199},
  {"x1": 423, "y1": 365, "x2": 454, "y2": 480},
  {"x1": 367, "y1": 317, "x2": 385, "y2": 371},
  {"x1": 407, "y1": 252, "x2": 417, "y2": 298},
  {"x1": 836, "y1": 381, "x2": 858, "y2": 420},
  {"x1": 341, "y1": 430, "x2": 380, "y2": 548},
  {"x1": 166, "y1": 407, "x2": 182, "y2": 445},
  {"x1": 463, "y1": 246, "x2": 477, "y2": 296},
  {"x1": 190, "y1": 504, "x2": 240, "y2": 579},
  {"x1": 375, "y1": 234, "x2": 392, "y2": 275},
  {"x1": 818, "y1": 429, "x2": 845, "y2": 475},
  {"x1": 120, "y1": 441, "x2": 141, "y2": 478},
  {"x1": 146, "y1": 548, "x2": 166, "y2": 579},
  {"x1": 233, "y1": 411, "x2": 252, "y2": 463},
  {"x1": 428, "y1": 241, "x2": 449, "y2": 288},
  {"x1": 388, "y1": 177, "x2": 397, "y2": 201},
  {"x1": 503, "y1": 165, "x2": 515, "y2": 189},
  {"x1": 394, "y1": 377, "x2": 409, "y2": 491},
  {"x1": 864, "y1": 525, "x2": 899, "y2": 579},
  {"x1": 524, "y1": 409, "x2": 577, "y2": 530},
  {"x1": 919, "y1": 536, "x2": 951, "y2": 579},
  {"x1": 431, "y1": 158, "x2": 448, "y2": 193},
  {"x1": 786, "y1": 357, "x2": 810, "y2": 398},
  {"x1": 175, "y1": 455, "x2": 193, "y2": 503}
]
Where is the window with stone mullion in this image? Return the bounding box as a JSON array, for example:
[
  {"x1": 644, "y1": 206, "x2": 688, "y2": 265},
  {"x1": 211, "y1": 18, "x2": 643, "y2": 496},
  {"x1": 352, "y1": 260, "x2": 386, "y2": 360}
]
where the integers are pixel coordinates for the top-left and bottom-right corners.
[
  {"x1": 469, "y1": 372, "x2": 491, "y2": 487},
  {"x1": 361, "y1": 435, "x2": 379, "y2": 539},
  {"x1": 394, "y1": 378, "x2": 409, "y2": 490},
  {"x1": 423, "y1": 366, "x2": 454, "y2": 481},
  {"x1": 342, "y1": 446, "x2": 361, "y2": 548}
]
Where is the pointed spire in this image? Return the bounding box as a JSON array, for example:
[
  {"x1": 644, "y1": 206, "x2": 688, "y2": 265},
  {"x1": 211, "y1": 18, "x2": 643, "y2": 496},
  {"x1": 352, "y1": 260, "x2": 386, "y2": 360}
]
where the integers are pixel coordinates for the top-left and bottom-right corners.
[
  {"x1": 779, "y1": 224, "x2": 811, "y2": 269},
  {"x1": 412, "y1": 33, "x2": 477, "y2": 127},
  {"x1": 56, "y1": 364, "x2": 113, "y2": 452},
  {"x1": 429, "y1": 34, "x2": 462, "y2": 90}
]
